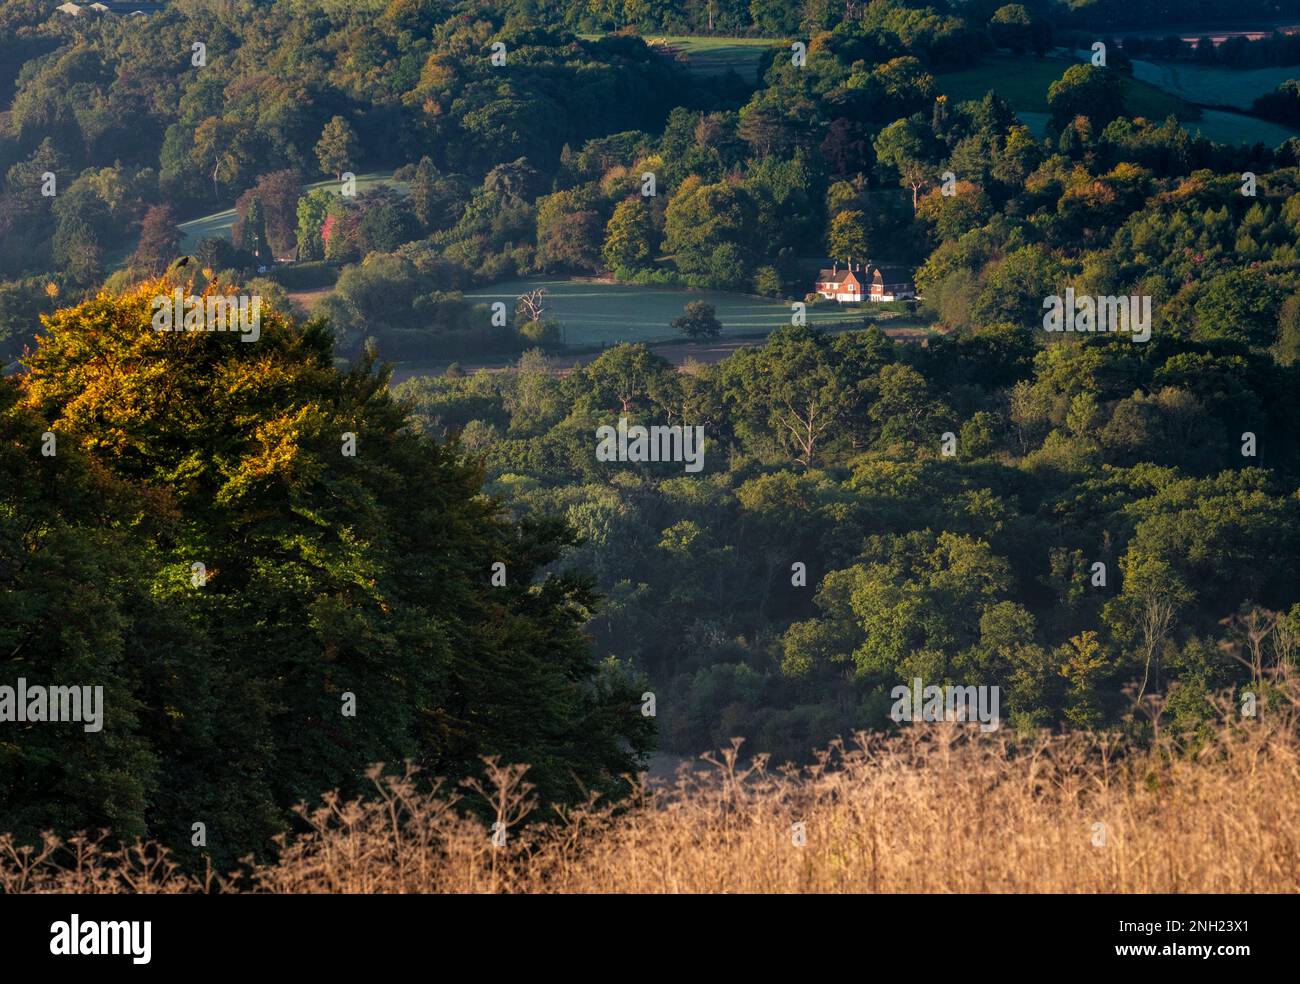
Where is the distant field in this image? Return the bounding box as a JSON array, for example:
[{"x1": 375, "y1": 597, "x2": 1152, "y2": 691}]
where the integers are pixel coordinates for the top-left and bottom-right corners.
[
  {"x1": 656, "y1": 36, "x2": 777, "y2": 81},
  {"x1": 936, "y1": 53, "x2": 1192, "y2": 120},
  {"x1": 177, "y1": 172, "x2": 406, "y2": 254},
  {"x1": 581, "y1": 34, "x2": 778, "y2": 83},
  {"x1": 936, "y1": 52, "x2": 1300, "y2": 147},
  {"x1": 461, "y1": 277, "x2": 878, "y2": 347},
  {"x1": 1129, "y1": 59, "x2": 1297, "y2": 110},
  {"x1": 1187, "y1": 109, "x2": 1300, "y2": 145}
]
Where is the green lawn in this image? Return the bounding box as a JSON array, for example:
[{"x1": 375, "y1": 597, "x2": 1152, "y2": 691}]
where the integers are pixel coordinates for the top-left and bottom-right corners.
[
  {"x1": 461, "y1": 277, "x2": 882, "y2": 347},
  {"x1": 177, "y1": 172, "x2": 406, "y2": 254}
]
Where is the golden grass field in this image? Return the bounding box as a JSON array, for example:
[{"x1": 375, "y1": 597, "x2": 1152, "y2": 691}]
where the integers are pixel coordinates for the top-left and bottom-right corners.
[{"x1": 4, "y1": 689, "x2": 1298, "y2": 895}]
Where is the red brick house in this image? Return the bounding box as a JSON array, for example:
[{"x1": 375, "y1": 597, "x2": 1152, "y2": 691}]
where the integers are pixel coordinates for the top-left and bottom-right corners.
[
  {"x1": 815, "y1": 262, "x2": 914, "y2": 303},
  {"x1": 814, "y1": 265, "x2": 864, "y2": 302}
]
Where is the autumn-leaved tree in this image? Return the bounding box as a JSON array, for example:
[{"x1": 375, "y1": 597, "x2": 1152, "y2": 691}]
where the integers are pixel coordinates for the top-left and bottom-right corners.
[
  {"x1": 315, "y1": 116, "x2": 358, "y2": 180},
  {"x1": 6, "y1": 280, "x2": 654, "y2": 868}
]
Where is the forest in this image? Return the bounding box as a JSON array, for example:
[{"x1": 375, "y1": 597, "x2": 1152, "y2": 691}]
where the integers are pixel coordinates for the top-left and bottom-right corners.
[{"x1": 1, "y1": 0, "x2": 1300, "y2": 874}]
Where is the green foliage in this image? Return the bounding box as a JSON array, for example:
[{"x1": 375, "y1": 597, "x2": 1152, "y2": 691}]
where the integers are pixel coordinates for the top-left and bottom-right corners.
[{"x1": 3, "y1": 281, "x2": 653, "y2": 866}]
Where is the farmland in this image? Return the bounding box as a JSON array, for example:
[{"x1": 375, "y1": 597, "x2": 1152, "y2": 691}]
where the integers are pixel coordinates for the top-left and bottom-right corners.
[
  {"x1": 935, "y1": 53, "x2": 1193, "y2": 120},
  {"x1": 460, "y1": 276, "x2": 893, "y2": 348},
  {"x1": 1128, "y1": 59, "x2": 1299, "y2": 110},
  {"x1": 935, "y1": 51, "x2": 1300, "y2": 147}
]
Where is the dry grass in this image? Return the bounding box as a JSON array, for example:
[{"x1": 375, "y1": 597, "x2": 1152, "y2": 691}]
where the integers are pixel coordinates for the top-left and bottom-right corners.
[{"x1": 4, "y1": 704, "x2": 1299, "y2": 894}]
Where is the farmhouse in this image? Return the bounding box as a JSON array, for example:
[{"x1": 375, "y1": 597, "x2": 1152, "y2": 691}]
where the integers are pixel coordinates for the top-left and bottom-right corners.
[
  {"x1": 815, "y1": 262, "x2": 915, "y2": 303},
  {"x1": 814, "y1": 264, "x2": 864, "y2": 302}
]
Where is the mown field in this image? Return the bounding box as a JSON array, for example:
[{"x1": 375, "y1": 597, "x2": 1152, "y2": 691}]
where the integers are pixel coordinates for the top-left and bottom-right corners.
[{"x1": 461, "y1": 276, "x2": 875, "y2": 347}]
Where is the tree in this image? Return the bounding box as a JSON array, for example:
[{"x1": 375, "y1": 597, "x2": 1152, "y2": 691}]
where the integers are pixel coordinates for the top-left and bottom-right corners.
[
  {"x1": 583, "y1": 343, "x2": 672, "y2": 414},
  {"x1": 535, "y1": 190, "x2": 603, "y2": 273},
  {"x1": 719, "y1": 326, "x2": 848, "y2": 468},
  {"x1": 874, "y1": 119, "x2": 940, "y2": 209},
  {"x1": 295, "y1": 189, "x2": 334, "y2": 261},
  {"x1": 664, "y1": 177, "x2": 759, "y2": 287},
  {"x1": 12, "y1": 282, "x2": 655, "y2": 865},
  {"x1": 132, "y1": 204, "x2": 181, "y2": 273},
  {"x1": 316, "y1": 116, "x2": 358, "y2": 180},
  {"x1": 827, "y1": 210, "x2": 870, "y2": 263},
  {"x1": 988, "y1": 5, "x2": 1033, "y2": 54},
  {"x1": 602, "y1": 198, "x2": 655, "y2": 271},
  {"x1": 1058, "y1": 631, "x2": 1110, "y2": 729},
  {"x1": 1047, "y1": 64, "x2": 1125, "y2": 132},
  {"x1": 673, "y1": 301, "x2": 723, "y2": 342},
  {"x1": 247, "y1": 170, "x2": 302, "y2": 258},
  {"x1": 235, "y1": 195, "x2": 267, "y2": 263}
]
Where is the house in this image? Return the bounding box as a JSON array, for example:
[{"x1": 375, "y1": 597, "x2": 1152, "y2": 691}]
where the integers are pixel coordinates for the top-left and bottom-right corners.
[
  {"x1": 865, "y1": 265, "x2": 916, "y2": 302},
  {"x1": 55, "y1": 2, "x2": 84, "y2": 15},
  {"x1": 87, "y1": 2, "x2": 111, "y2": 11},
  {"x1": 815, "y1": 264, "x2": 865, "y2": 302},
  {"x1": 815, "y1": 262, "x2": 915, "y2": 303}
]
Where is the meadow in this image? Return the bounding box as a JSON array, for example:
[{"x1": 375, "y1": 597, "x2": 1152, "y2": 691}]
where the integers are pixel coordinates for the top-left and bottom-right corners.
[
  {"x1": 633, "y1": 35, "x2": 778, "y2": 83},
  {"x1": 935, "y1": 51, "x2": 1300, "y2": 147},
  {"x1": 5, "y1": 704, "x2": 1296, "y2": 893},
  {"x1": 1128, "y1": 59, "x2": 1299, "y2": 110},
  {"x1": 461, "y1": 276, "x2": 875, "y2": 347},
  {"x1": 936, "y1": 53, "x2": 1193, "y2": 120}
]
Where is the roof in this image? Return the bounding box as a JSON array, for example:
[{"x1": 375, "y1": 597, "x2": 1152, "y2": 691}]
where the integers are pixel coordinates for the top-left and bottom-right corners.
[
  {"x1": 56, "y1": 2, "x2": 84, "y2": 12},
  {"x1": 869, "y1": 265, "x2": 913, "y2": 283},
  {"x1": 816, "y1": 268, "x2": 861, "y2": 285}
]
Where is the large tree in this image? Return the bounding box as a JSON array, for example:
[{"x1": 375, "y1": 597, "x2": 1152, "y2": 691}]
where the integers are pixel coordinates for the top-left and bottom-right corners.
[{"x1": 7, "y1": 281, "x2": 654, "y2": 868}]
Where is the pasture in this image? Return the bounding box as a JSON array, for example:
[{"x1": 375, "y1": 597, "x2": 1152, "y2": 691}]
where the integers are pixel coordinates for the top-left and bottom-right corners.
[
  {"x1": 646, "y1": 35, "x2": 777, "y2": 83},
  {"x1": 1128, "y1": 59, "x2": 1298, "y2": 110},
  {"x1": 936, "y1": 53, "x2": 1192, "y2": 120},
  {"x1": 461, "y1": 277, "x2": 878, "y2": 347},
  {"x1": 936, "y1": 51, "x2": 1299, "y2": 147}
]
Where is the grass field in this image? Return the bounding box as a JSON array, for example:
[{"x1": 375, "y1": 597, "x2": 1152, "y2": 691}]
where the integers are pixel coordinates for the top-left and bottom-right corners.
[
  {"x1": 461, "y1": 276, "x2": 879, "y2": 347},
  {"x1": 1188, "y1": 108, "x2": 1300, "y2": 146},
  {"x1": 936, "y1": 51, "x2": 1300, "y2": 147},
  {"x1": 654, "y1": 35, "x2": 777, "y2": 81},
  {"x1": 177, "y1": 172, "x2": 406, "y2": 254},
  {"x1": 936, "y1": 53, "x2": 1193, "y2": 120},
  {"x1": 1128, "y1": 59, "x2": 1298, "y2": 110},
  {"x1": 581, "y1": 34, "x2": 778, "y2": 83}
]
